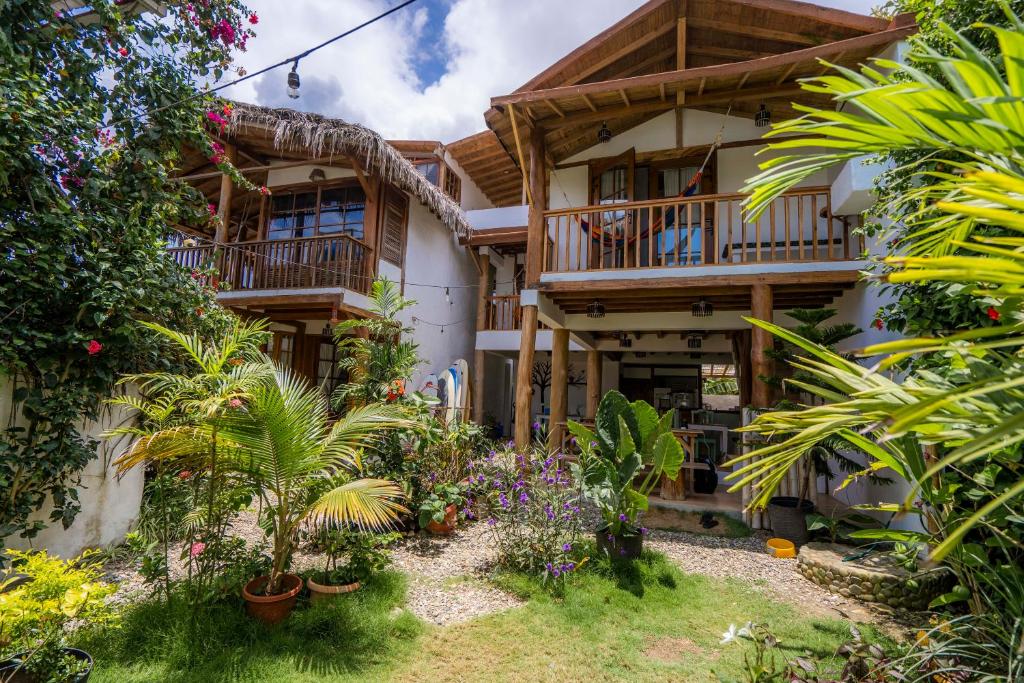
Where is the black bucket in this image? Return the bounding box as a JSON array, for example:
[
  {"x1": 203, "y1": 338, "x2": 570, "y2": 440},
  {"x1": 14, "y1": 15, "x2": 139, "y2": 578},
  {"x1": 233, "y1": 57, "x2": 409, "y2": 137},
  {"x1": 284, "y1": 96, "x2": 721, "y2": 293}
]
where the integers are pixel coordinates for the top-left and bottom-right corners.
[
  {"x1": 767, "y1": 496, "x2": 815, "y2": 546},
  {"x1": 0, "y1": 648, "x2": 93, "y2": 682},
  {"x1": 596, "y1": 526, "x2": 643, "y2": 560}
]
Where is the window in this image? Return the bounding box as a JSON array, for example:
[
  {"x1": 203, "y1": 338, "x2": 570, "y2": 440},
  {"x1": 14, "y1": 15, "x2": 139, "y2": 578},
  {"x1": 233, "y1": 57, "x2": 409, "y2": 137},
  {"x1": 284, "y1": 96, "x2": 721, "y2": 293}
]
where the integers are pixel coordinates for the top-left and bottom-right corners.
[
  {"x1": 656, "y1": 166, "x2": 701, "y2": 198},
  {"x1": 413, "y1": 157, "x2": 461, "y2": 202},
  {"x1": 380, "y1": 186, "x2": 409, "y2": 266},
  {"x1": 315, "y1": 337, "x2": 345, "y2": 397},
  {"x1": 268, "y1": 332, "x2": 295, "y2": 369},
  {"x1": 267, "y1": 184, "x2": 366, "y2": 241}
]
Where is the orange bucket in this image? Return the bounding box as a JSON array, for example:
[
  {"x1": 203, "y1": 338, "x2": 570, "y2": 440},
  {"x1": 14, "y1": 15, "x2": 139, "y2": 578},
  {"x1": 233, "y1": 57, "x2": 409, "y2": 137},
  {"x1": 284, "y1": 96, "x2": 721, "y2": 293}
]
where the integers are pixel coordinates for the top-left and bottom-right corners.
[{"x1": 766, "y1": 538, "x2": 796, "y2": 558}]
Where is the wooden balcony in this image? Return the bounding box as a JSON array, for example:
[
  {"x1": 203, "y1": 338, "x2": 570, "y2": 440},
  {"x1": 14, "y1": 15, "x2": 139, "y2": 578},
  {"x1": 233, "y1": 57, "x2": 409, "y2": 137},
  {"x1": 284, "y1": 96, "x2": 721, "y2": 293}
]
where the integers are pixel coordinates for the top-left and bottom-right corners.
[
  {"x1": 485, "y1": 294, "x2": 523, "y2": 330},
  {"x1": 168, "y1": 235, "x2": 371, "y2": 294},
  {"x1": 541, "y1": 187, "x2": 861, "y2": 275}
]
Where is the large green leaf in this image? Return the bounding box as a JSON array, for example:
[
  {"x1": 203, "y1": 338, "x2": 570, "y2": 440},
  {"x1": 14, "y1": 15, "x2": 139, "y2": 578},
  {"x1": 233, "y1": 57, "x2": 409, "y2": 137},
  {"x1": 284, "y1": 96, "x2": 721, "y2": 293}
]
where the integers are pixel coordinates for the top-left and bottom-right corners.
[{"x1": 651, "y1": 432, "x2": 684, "y2": 481}]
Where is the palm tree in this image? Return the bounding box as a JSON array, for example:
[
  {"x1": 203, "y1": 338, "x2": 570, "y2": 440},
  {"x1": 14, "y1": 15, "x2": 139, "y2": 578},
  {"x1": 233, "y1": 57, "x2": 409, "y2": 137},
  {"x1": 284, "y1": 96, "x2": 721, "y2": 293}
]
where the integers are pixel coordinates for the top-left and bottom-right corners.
[
  {"x1": 727, "y1": 13, "x2": 1024, "y2": 561},
  {"x1": 114, "y1": 324, "x2": 415, "y2": 595}
]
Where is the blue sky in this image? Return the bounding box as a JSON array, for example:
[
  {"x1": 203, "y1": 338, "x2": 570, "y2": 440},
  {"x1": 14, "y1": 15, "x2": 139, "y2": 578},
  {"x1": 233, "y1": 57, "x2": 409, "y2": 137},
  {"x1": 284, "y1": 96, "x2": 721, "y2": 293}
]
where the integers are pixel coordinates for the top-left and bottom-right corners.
[{"x1": 220, "y1": 0, "x2": 881, "y2": 142}]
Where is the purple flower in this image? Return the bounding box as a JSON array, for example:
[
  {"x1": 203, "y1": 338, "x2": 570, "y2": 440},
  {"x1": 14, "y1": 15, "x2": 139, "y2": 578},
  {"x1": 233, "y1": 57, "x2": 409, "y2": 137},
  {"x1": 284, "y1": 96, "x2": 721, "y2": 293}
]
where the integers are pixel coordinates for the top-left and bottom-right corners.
[
  {"x1": 476, "y1": 474, "x2": 485, "y2": 484},
  {"x1": 640, "y1": 527, "x2": 649, "y2": 536},
  {"x1": 618, "y1": 513, "x2": 628, "y2": 522},
  {"x1": 567, "y1": 562, "x2": 575, "y2": 571},
  {"x1": 487, "y1": 517, "x2": 496, "y2": 527},
  {"x1": 562, "y1": 543, "x2": 572, "y2": 552},
  {"x1": 462, "y1": 507, "x2": 475, "y2": 520},
  {"x1": 512, "y1": 479, "x2": 525, "y2": 491},
  {"x1": 545, "y1": 505, "x2": 555, "y2": 521},
  {"x1": 467, "y1": 461, "x2": 475, "y2": 470},
  {"x1": 606, "y1": 533, "x2": 615, "y2": 542},
  {"x1": 545, "y1": 562, "x2": 554, "y2": 573},
  {"x1": 552, "y1": 567, "x2": 561, "y2": 578},
  {"x1": 499, "y1": 493, "x2": 509, "y2": 509},
  {"x1": 532, "y1": 422, "x2": 541, "y2": 431},
  {"x1": 518, "y1": 491, "x2": 529, "y2": 504},
  {"x1": 619, "y1": 548, "x2": 627, "y2": 556}
]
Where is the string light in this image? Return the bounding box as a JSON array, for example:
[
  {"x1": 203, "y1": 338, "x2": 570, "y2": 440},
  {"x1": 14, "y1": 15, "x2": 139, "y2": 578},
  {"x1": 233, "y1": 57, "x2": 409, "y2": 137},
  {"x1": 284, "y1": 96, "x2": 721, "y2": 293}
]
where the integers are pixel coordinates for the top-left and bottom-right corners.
[{"x1": 286, "y1": 60, "x2": 301, "y2": 99}]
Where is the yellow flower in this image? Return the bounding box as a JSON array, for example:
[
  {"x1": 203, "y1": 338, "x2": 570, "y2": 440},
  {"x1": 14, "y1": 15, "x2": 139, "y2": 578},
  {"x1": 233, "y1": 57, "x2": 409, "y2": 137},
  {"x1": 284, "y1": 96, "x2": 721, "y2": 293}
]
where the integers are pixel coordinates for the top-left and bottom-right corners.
[{"x1": 916, "y1": 630, "x2": 930, "y2": 646}]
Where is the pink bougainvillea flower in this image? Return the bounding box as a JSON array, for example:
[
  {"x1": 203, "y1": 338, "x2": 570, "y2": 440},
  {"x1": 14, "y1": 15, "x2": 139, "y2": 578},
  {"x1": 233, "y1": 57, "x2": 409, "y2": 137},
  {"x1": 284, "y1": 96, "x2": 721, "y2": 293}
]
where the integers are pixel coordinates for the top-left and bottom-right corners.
[
  {"x1": 190, "y1": 542, "x2": 206, "y2": 558},
  {"x1": 207, "y1": 203, "x2": 218, "y2": 217},
  {"x1": 987, "y1": 306, "x2": 1001, "y2": 321},
  {"x1": 228, "y1": 398, "x2": 242, "y2": 409},
  {"x1": 86, "y1": 340, "x2": 102, "y2": 355},
  {"x1": 259, "y1": 185, "x2": 270, "y2": 196}
]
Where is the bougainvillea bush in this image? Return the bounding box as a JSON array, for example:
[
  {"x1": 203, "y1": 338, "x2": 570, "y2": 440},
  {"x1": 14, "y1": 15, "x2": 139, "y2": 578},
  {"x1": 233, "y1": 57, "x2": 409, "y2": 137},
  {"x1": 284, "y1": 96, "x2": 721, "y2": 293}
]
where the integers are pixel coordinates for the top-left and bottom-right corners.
[
  {"x1": 0, "y1": 1, "x2": 257, "y2": 550},
  {"x1": 466, "y1": 443, "x2": 584, "y2": 581}
]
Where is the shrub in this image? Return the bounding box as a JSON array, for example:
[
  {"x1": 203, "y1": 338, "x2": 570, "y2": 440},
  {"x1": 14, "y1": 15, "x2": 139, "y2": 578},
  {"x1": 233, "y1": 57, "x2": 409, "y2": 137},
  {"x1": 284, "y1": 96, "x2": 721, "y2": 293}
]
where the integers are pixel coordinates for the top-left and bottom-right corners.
[{"x1": 466, "y1": 442, "x2": 583, "y2": 580}]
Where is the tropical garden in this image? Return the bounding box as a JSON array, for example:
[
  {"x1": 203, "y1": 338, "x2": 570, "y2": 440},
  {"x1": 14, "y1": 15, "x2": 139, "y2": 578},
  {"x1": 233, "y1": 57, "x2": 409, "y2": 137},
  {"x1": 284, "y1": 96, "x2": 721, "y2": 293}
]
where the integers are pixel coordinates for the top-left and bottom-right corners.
[{"x1": 1, "y1": 0, "x2": 1023, "y2": 680}]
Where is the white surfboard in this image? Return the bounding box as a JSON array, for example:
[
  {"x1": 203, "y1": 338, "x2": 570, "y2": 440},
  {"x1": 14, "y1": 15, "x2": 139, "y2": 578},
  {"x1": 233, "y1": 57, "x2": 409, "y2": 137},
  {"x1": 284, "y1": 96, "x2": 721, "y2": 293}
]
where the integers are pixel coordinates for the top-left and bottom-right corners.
[
  {"x1": 453, "y1": 358, "x2": 469, "y2": 421},
  {"x1": 444, "y1": 366, "x2": 459, "y2": 424}
]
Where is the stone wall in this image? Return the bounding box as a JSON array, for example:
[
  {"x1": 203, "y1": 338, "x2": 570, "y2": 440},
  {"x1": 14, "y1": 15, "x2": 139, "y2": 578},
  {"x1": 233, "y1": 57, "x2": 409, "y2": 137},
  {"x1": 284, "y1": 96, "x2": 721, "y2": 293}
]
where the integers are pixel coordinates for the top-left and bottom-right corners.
[{"x1": 798, "y1": 542, "x2": 953, "y2": 611}]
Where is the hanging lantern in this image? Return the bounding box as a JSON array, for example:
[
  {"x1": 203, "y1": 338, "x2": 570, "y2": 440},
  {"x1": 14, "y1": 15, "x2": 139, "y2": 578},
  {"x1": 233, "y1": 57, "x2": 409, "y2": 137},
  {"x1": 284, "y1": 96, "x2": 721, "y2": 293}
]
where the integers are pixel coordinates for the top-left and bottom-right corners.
[
  {"x1": 755, "y1": 103, "x2": 771, "y2": 127},
  {"x1": 687, "y1": 334, "x2": 702, "y2": 349},
  {"x1": 586, "y1": 300, "x2": 606, "y2": 318},
  {"x1": 692, "y1": 299, "x2": 713, "y2": 317},
  {"x1": 618, "y1": 332, "x2": 632, "y2": 348},
  {"x1": 597, "y1": 122, "x2": 612, "y2": 143},
  {"x1": 286, "y1": 60, "x2": 301, "y2": 99}
]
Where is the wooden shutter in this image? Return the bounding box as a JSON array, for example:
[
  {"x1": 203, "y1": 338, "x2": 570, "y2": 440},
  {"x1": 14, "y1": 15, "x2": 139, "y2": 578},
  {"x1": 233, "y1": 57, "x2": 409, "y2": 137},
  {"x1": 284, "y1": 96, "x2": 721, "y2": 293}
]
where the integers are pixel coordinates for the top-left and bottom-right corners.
[{"x1": 380, "y1": 186, "x2": 409, "y2": 266}]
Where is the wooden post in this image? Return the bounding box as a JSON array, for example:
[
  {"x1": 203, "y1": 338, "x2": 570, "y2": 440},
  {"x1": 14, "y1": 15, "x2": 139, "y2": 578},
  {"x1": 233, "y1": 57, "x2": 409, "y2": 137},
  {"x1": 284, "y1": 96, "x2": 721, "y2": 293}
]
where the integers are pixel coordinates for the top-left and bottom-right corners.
[
  {"x1": 472, "y1": 252, "x2": 490, "y2": 425},
  {"x1": 675, "y1": 10, "x2": 687, "y2": 148},
  {"x1": 751, "y1": 283, "x2": 775, "y2": 408},
  {"x1": 525, "y1": 126, "x2": 547, "y2": 287},
  {"x1": 215, "y1": 142, "x2": 237, "y2": 244},
  {"x1": 514, "y1": 304, "x2": 539, "y2": 448},
  {"x1": 549, "y1": 328, "x2": 570, "y2": 451},
  {"x1": 585, "y1": 349, "x2": 602, "y2": 419}
]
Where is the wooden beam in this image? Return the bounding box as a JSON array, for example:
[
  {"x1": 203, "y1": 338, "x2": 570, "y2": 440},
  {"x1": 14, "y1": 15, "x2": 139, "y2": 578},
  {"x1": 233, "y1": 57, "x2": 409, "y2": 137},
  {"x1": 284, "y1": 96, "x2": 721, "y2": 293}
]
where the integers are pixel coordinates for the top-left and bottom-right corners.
[
  {"x1": 619, "y1": 89, "x2": 631, "y2": 107},
  {"x1": 686, "y1": 17, "x2": 829, "y2": 47},
  {"x1": 586, "y1": 349, "x2": 602, "y2": 420},
  {"x1": 473, "y1": 251, "x2": 490, "y2": 424},
  {"x1": 490, "y1": 24, "x2": 917, "y2": 108},
  {"x1": 514, "y1": 304, "x2": 539, "y2": 448},
  {"x1": 215, "y1": 142, "x2": 237, "y2": 244},
  {"x1": 549, "y1": 328, "x2": 570, "y2": 449},
  {"x1": 561, "y1": 21, "x2": 677, "y2": 87},
  {"x1": 508, "y1": 104, "x2": 532, "y2": 207},
  {"x1": 347, "y1": 156, "x2": 378, "y2": 204},
  {"x1": 536, "y1": 269, "x2": 861, "y2": 293},
  {"x1": 546, "y1": 99, "x2": 565, "y2": 118},
  {"x1": 537, "y1": 84, "x2": 804, "y2": 130},
  {"x1": 525, "y1": 126, "x2": 547, "y2": 287},
  {"x1": 750, "y1": 283, "x2": 775, "y2": 408},
  {"x1": 581, "y1": 93, "x2": 597, "y2": 112},
  {"x1": 728, "y1": 0, "x2": 889, "y2": 32}
]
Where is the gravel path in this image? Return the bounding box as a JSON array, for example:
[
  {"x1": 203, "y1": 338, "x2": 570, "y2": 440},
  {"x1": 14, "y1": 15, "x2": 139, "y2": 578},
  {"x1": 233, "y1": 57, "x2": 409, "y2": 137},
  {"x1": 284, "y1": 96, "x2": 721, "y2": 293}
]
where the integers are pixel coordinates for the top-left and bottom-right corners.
[
  {"x1": 647, "y1": 528, "x2": 894, "y2": 626},
  {"x1": 105, "y1": 514, "x2": 894, "y2": 630}
]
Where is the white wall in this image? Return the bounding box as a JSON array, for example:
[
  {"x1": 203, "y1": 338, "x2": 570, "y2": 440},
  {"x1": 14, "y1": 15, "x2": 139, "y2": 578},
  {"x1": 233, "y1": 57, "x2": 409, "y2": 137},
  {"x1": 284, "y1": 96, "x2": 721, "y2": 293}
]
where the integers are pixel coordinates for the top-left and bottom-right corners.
[
  {"x1": 444, "y1": 151, "x2": 494, "y2": 212},
  {"x1": 398, "y1": 201, "x2": 478, "y2": 393},
  {"x1": 1, "y1": 381, "x2": 143, "y2": 558}
]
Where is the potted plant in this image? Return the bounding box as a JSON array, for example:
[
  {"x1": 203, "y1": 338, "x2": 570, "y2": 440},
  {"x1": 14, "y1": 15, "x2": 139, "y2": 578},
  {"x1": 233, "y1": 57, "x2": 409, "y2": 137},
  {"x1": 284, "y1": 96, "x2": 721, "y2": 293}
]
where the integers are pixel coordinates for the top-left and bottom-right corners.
[
  {"x1": 305, "y1": 530, "x2": 396, "y2": 603},
  {"x1": 117, "y1": 361, "x2": 414, "y2": 624},
  {"x1": 418, "y1": 483, "x2": 465, "y2": 534},
  {"x1": 0, "y1": 551, "x2": 116, "y2": 683},
  {"x1": 568, "y1": 391, "x2": 684, "y2": 559}
]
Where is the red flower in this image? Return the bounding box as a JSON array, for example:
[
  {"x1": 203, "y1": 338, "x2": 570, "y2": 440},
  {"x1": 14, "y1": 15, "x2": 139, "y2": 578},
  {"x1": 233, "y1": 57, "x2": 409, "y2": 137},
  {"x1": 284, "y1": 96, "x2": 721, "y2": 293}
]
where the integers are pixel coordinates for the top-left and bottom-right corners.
[
  {"x1": 872, "y1": 318, "x2": 884, "y2": 330},
  {"x1": 207, "y1": 203, "x2": 217, "y2": 217},
  {"x1": 259, "y1": 185, "x2": 270, "y2": 196},
  {"x1": 195, "y1": 307, "x2": 204, "y2": 316},
  {"x1": 248, "y1": 13, "x2": 258, "y2": 24},
  {"x1": 117, "y1": 47, "x2": 129, "y2": 57},
  {"x1": 987, "y1": 306, "x2": 1000, "y2": 321},
  {"x1": 222, "y1": 103, "x2": 233, "y2": 117},
  {"x1": 86, "y1": 340, "x2": 102, "y2": 356},
  {"x1": 178, "y1": 470, "x2": 192, "y2": 480}
]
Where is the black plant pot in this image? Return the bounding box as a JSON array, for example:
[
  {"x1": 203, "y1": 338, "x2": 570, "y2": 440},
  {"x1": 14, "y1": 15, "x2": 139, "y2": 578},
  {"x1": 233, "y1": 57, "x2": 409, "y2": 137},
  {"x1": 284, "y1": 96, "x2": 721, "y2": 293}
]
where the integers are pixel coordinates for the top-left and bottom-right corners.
[
  {"x1": 596, "y1": 526, "x2": 643, "y2": 559},
  {"x1": 767, "y1": 496, "x2": 815, "y2": 547},
  {"x1": 0, "y1": 648, "x2": 93, "y2": 682}
]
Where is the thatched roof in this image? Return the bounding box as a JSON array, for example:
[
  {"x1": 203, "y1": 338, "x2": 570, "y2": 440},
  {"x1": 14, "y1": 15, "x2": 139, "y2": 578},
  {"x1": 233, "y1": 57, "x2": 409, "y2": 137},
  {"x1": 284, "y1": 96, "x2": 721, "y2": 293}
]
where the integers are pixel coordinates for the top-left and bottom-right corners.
[{"x1": 225, "y1": 102, "x2": 469, "y2": 238}]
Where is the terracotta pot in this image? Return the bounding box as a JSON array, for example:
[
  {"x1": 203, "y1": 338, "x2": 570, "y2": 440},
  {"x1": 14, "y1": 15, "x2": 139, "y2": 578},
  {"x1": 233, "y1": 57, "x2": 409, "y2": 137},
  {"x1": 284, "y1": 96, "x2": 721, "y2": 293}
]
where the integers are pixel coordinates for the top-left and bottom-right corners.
[
  {"x1": 242, "y1": 573, "x2": 303, "y2": 624},
  {"x1": 425, "y1": 504, "x2": 458, "y2": 535},
  {"x1": 306, "y1": 576, "x2": 360, "y2": 603}
]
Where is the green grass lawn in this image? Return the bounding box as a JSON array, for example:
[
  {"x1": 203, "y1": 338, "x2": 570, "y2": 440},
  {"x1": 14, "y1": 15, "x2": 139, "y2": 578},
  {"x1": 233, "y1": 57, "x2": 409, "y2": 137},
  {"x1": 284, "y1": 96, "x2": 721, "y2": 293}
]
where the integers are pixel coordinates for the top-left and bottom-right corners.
[{"x1": 79, "y1": 551, "x2": 879, "y2": 682}]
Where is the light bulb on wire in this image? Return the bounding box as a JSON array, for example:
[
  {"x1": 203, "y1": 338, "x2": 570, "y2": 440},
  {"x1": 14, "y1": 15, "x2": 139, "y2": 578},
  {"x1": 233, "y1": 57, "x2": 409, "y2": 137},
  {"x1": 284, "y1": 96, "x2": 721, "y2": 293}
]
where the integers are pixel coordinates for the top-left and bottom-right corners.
[{"x1": 286, "y1": 60, "x2": 301, "y2": 99}]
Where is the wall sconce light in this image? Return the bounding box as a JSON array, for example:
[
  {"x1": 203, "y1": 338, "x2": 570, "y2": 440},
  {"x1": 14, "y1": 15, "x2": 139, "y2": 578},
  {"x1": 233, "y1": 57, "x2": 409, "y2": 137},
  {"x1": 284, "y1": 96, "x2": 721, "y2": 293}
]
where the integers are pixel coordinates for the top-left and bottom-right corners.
[
  {"x1": 597, "y1": 122, "x2": 612, "y2": 143},
  {"x1": 692, "y1": 299, "x2": 713, "y2": 317},
  {"x1": 755, "y1": 103, "x2": 771, "y2": 127},
  {"x1": 586, "y1": 301, "x2": 606, "y2": 318},
  {"x1": 618, "y1": 332, "x2": 632, "y2": 348}
]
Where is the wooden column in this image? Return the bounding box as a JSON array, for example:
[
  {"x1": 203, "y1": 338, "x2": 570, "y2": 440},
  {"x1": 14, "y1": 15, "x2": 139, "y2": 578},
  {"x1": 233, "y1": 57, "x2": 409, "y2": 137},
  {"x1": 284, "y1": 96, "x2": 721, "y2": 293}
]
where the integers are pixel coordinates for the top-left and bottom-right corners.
[
  {"x1": 751, "y1": 283, "x2": 775, "y2": 408},
  {"x1": 524, "y1": 126, "x2": 547, "y2": 287},
  {"x1": 585, "y1": 349, "x2": 602, "y2": 419},
  {"x1": 549, "y1": 328, "x2": 570, "y2": 450},
  {"x1": 215, "y1": 142, "x2": 237, "y2": 244},
  {"x1": 472, "y1": 252, "x2": 490, "y2": 425},
  {"x1": 514, "y1": 304, "x2": 539, "y2": 448},
  {"x1": 674, "y1": 9, "x2": 687, "y2": 148}
]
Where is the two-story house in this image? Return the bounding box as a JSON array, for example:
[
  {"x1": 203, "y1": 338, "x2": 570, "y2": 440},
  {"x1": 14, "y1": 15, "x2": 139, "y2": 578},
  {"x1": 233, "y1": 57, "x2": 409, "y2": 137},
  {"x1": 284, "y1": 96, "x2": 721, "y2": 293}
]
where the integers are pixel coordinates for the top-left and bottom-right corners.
[
  {"x1": 172, "y1": 103, "x2": 492, "y2": 412},
  {"x1": 449, "y1": 0, "x2": 916, "y2": 526}
]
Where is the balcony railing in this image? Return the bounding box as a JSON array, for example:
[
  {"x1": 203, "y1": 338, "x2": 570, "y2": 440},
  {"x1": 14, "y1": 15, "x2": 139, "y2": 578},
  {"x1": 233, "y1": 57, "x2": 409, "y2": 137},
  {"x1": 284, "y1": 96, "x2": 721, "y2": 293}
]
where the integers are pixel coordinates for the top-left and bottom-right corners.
[
  {"x1": 485, "y1": 294, "x2": 522, "y2": 330},
  {"x1": 168, "y1": 234, "x2": 370, "y2": 294},
  {"x1": 542, "y1": 187, "x2": 861, "y2": 274}
]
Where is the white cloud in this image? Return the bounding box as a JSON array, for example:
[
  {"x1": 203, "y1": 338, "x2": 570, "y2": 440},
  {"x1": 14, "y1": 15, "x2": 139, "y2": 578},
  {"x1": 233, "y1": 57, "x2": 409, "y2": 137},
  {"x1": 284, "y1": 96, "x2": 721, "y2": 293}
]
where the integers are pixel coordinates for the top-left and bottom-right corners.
[{"x1": 220, "y1": 0, "x2": 880, "y2": 141}]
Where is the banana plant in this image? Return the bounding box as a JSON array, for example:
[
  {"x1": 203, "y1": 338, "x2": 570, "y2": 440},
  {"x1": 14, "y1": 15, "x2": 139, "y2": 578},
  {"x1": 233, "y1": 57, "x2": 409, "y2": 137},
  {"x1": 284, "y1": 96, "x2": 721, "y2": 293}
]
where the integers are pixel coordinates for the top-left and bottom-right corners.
[{"x1": 567, "y1": 391, "x2": 684, "y2": 535}]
